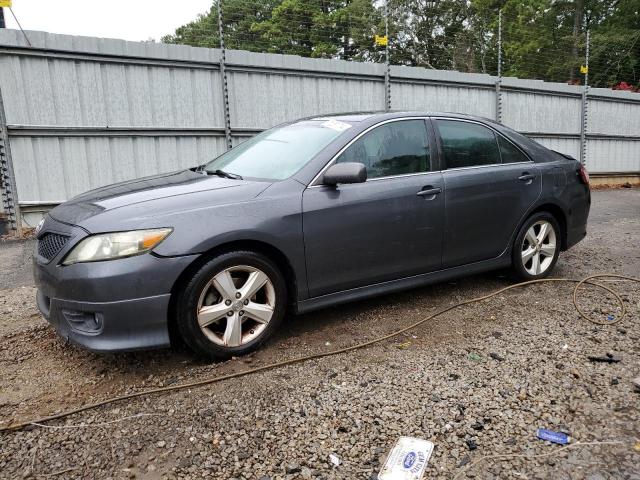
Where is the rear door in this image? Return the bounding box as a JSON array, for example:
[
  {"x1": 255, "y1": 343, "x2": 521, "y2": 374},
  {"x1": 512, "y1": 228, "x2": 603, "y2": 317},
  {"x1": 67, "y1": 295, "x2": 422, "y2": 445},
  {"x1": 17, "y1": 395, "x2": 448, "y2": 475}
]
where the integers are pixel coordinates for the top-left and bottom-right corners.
[
  {"x1": 302, "y1": 118, "x2": 444, "y2": 298},
  {"x1": 433, "y1": 118, "x2": 542, "y2": 268}
]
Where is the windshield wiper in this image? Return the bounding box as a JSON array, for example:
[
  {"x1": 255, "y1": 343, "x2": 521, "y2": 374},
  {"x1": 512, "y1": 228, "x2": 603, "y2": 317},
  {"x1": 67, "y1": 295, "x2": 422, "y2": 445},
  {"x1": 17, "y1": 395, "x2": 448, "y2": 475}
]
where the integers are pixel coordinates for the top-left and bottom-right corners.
[{"x1": 205, "y1": 169, "x2": 243, "y2": 180}]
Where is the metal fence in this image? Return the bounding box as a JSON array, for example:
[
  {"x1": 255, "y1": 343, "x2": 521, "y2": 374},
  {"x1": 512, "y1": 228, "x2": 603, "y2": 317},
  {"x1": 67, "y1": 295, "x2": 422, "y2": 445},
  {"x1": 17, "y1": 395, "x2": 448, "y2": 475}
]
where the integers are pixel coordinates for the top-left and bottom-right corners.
[{"x1": 0, "y1": 28, "x2": 639, "y2": 230}]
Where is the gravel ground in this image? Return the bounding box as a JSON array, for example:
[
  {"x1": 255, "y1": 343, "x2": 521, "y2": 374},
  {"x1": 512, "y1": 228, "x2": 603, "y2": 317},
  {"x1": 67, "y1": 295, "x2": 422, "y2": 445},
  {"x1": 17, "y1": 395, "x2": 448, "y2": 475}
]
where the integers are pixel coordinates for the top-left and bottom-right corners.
[{"x1": 0, "y1": 188, "x2": 639, "y2": 479}]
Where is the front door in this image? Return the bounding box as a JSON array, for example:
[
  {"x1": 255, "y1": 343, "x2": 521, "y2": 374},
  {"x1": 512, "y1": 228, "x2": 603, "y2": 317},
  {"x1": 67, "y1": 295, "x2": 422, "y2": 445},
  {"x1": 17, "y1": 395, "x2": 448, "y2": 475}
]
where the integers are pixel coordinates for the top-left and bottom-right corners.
[
  {"x1": 302, "y1": 119, "x2": 445, "y2": 298},
  {"x1": 433, "y1": 118, "x2": 542, "y2": 268}
]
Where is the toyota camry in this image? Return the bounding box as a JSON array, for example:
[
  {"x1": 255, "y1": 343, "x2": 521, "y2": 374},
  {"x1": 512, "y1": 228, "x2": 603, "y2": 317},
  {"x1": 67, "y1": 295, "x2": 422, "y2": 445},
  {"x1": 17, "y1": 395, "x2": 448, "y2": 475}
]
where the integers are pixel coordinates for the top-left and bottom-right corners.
[{"x1": 33, "y1": 112, "x2": 591, "y2": 359}]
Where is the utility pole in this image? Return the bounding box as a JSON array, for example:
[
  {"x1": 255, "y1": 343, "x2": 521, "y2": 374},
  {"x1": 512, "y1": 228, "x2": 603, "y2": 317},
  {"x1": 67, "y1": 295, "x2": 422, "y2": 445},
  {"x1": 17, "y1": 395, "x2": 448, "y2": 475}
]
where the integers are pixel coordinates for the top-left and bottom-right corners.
[
  {"x1": 0, "y1": 8, "x2": 5, "y2": 29},
  {"x1": 495, "y1": 9, "x2": 502, "y2": 123},
  {"x1": 217, "y1": 0, "x2": 232, "y2": 151},
  {"x1": 384, "y1": 0, "x2": 390, "y2": 111},
  {"x1": 579, "y1": 28, "x2": 590, "y2": 165}
]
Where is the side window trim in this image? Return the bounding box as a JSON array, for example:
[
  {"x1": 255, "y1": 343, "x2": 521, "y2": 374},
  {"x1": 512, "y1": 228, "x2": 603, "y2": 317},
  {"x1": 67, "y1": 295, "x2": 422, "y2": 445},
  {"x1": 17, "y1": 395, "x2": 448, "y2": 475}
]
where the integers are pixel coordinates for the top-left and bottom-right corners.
[
  {"x1": 432, "y1": 117, "x2": 534, "y2": 170},
  {"x1": 309, "y1": 117, "x2": 434, "y2": 187},
  {"x1": 427, "y1": 117, "x2": 444, "y2": 172},
  {"x1": 424, "y1": 118, "x2": 442, "y2": 172}
]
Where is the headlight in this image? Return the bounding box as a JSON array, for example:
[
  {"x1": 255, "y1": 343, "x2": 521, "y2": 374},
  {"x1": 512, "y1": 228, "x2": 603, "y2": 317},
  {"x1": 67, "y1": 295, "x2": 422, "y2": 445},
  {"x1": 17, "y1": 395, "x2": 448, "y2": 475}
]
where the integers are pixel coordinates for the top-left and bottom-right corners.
[{"x1": 62, "y1": 228, "x2": 173, "y2": 265}]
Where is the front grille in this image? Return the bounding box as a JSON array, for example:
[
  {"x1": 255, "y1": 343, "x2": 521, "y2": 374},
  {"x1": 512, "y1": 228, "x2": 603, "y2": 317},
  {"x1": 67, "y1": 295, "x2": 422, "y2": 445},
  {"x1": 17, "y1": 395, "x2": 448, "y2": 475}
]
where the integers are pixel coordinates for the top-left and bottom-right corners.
[{"x1": 38, "y1": 232, "x2": 70, "y2": 261}]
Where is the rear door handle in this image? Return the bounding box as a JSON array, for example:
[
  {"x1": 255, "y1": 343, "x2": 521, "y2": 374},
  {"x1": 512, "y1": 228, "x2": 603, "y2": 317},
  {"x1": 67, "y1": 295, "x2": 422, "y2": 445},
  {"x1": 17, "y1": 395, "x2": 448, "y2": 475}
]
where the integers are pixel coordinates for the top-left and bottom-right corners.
[
  {"x1": 518, "y1": 173, "x2": 536, "y2": 182},
  {"x1": 417, "y1": 186, "x2": 442, "y2": 197}
]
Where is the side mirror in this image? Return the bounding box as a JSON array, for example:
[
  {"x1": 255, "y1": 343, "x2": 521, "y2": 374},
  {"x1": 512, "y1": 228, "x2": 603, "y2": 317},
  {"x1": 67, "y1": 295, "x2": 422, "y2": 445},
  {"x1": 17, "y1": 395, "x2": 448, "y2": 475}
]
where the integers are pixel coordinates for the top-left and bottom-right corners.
[{"x1": 322, "y1": 162, "x2": 367, "y2": 186}]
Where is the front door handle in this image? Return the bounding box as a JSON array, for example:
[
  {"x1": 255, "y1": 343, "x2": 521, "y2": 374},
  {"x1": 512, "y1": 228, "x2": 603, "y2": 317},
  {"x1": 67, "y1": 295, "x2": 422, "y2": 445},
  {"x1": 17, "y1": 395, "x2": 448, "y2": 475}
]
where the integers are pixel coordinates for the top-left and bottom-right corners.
[
  {"x1": 417, "y1": 186, "x2": 442, "y2": 198},
  {"x1": 518, "y1": 173, "x2": 536, "y2": 182}
]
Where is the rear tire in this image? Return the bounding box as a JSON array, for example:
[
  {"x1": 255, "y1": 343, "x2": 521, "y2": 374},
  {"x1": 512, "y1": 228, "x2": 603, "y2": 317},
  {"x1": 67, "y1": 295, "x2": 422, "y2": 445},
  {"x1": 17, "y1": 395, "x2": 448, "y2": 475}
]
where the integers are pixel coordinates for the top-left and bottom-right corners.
[
  {"x1": 176, "y1": 251, "x2": 286, "y2": 360},
  {"x1": 511, "y1": 212, "x2": 560, "y2": 281}
]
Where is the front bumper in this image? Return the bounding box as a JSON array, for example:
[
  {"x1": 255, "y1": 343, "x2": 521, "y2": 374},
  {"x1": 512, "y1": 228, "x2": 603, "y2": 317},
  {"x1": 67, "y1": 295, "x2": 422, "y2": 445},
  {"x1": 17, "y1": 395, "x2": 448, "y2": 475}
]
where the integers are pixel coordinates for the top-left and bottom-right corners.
[
  {"x1": 36, "y1": 290, "x2": 172, "y2": 352},
  {"x1": 33, "y1": 216, "x2": 198, "y2": 352}
]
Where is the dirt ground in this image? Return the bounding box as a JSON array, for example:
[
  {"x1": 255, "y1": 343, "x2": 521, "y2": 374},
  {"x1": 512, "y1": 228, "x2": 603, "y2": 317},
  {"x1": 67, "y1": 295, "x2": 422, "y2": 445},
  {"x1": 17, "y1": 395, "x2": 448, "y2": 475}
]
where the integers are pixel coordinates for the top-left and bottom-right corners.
[{"x1": 0, "y1": 188, "x2": 638, "y2": 479}]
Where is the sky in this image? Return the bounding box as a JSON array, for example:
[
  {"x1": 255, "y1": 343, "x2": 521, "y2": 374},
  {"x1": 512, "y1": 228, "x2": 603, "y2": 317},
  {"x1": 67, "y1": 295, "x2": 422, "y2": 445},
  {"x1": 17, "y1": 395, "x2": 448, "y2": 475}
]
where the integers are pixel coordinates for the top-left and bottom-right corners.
[{"x1": 2, "y1": 0, "x2": 213, "y2": 42}]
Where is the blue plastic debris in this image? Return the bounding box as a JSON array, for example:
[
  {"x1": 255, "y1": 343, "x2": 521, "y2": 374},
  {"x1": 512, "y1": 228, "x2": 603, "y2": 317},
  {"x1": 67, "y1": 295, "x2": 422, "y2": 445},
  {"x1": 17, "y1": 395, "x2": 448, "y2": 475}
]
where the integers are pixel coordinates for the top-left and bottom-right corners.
[
  {"x1": 537, "y1": 428, "x2": 570, "y2": 445},
  {"x1": 607, "y1": 315, "x2": 615, "y2": 321}
]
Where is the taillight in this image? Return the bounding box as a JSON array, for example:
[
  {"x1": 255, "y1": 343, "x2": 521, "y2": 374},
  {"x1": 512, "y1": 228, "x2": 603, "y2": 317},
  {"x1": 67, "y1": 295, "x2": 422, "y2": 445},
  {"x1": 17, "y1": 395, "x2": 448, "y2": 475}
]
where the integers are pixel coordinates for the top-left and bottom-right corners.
[{"x1": 578, "y1": 163, "x2": 590, "y2": 186}]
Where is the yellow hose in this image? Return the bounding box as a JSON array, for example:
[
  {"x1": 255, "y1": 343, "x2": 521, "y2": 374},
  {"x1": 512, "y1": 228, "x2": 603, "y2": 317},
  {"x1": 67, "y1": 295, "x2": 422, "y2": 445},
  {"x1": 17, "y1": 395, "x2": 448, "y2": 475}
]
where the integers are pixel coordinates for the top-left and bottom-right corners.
[{"x1": 1, "y1": 273, "x2": 637, "y2": 433}]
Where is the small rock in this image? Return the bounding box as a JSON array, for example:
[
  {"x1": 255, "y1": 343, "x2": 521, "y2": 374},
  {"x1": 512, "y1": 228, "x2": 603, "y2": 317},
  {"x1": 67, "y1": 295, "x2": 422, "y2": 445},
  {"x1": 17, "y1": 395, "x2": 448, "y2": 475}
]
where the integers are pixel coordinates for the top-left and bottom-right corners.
[
  {"x1": 610, "y1": 377, "x2": 619, "y2": 386},
  {"x1": 470, "y1": 421, "x2": 484, "y2": 431},
  {"x1": 329, "y1": 453, "x2": 341, "y2": 466},
  {"x1": 489, "y1": 352, "x2": 504, "y2": 362},
  {"x1": 156, "y1": 441, "x2": 166, "y2": 448},
  {"x1": 465, "y1": 439, "x2": 478, "y2": 451},
  {"x1": 285, "y1": 463, "x2": 301, "y2": 474}
]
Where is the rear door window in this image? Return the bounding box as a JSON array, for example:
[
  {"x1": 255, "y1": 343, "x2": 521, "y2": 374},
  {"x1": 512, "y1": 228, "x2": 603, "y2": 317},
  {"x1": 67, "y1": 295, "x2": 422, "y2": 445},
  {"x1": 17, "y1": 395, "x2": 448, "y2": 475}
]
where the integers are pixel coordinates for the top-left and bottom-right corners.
[
  {"x1": 337, "y1": 119, "x2": 431, "y2": 179},
  {"x1": 436, "y1": 120, "x2": 501, "y2": 169},
  {"x1": 497, "y1": 134, "x2": 530, "y2": 163}
]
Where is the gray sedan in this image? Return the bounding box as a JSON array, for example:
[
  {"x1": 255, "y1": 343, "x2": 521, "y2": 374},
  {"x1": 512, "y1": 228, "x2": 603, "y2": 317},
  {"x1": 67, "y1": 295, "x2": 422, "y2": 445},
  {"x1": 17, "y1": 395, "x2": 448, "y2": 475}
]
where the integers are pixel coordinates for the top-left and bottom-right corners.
[{"x1": 33, "y1": 112, "x2": 591, "y2": 359}]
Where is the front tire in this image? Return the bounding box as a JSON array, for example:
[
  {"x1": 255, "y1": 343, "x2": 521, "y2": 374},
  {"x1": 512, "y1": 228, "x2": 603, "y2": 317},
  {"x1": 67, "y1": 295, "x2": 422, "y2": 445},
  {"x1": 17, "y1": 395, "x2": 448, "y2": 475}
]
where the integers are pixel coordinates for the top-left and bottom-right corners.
[
  {"x1": 511, "y1": 212, "x2": 560, "y2": 281},
  {"x1": 176, "y1": 251, "x2": 286, "y2": 360}
]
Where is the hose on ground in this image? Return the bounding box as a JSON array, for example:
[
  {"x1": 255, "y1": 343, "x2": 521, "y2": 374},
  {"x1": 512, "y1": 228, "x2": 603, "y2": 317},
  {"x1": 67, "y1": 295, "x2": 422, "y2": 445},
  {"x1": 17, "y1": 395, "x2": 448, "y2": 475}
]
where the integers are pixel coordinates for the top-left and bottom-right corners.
[{"x1": 1, "y1": 273, "x2": 638, "y2": 433}]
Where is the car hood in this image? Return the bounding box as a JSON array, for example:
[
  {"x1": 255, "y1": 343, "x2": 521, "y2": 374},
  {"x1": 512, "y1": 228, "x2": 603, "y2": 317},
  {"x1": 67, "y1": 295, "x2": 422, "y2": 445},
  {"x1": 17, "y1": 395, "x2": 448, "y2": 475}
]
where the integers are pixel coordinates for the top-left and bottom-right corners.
[{"x1": 48, "y1": 169, "x2": 272, "y2": 229}]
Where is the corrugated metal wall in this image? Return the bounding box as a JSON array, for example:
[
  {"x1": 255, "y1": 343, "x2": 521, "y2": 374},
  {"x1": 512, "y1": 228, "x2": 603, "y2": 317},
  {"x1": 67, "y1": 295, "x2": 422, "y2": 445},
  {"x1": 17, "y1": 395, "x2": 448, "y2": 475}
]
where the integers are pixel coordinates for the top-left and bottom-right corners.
[{"x1": 0, "y1": 29, "x2": 638, "y2": 226}]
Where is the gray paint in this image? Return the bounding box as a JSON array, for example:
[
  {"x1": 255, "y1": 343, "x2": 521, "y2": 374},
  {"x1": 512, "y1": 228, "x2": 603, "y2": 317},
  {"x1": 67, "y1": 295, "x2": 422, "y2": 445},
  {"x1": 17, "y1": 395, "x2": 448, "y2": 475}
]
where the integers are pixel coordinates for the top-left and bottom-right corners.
[
  {"x1": 32, "y1": 112, "x2": 590, "y2": 353},
  {"x1": 0, "y1": 29, "x2": 637, "y2": 222}
]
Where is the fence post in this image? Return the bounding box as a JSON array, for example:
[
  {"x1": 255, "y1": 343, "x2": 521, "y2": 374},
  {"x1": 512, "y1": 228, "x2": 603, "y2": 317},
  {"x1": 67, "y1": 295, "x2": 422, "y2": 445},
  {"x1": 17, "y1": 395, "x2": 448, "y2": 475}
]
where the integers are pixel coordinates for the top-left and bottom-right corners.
[
  {"x1": 0, "y1": 85, "x2": 22, "y2": 234},
  {"x1": 217, "y1": 0, "x2": 233, "y2": 150},
  {"x1": 495, "y1": 9, "x2": 503, "y2": 123},
  {"x1": 579, "y1": 28, "x2": 590, "y2": 165},
  {"x1": 384, "y1": 0, "x2": 391, "y2": 111}
]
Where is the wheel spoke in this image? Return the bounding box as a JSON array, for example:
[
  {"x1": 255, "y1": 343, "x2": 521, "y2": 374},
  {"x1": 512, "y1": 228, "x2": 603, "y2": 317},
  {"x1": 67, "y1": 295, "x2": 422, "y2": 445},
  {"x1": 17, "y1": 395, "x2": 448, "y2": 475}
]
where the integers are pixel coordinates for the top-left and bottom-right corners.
[
  {"x1": 239, "y1": 270, "x2": 268, "y2": 300},
  {"x1": 525, "y1": 227, "x2": 537, "y2": 246},
  {"x1": 531, "y1": 252, "x2": 541, "y2": 274},
  {"x1": 537, "y1": 223, "x2": 549, "y2": 243},
  {"x1": 522, "y1": 246, "x2": 536, "y2": 263},
  {"x1": 198, "y1": 302, "x2": 229, "y2": 328},
  {"x1": 244, "y1": 301, "x2": 274, "y2": 324},
  {"x1": 222, "y1": 313, "x2": 242, "y2": 347},
  {"x1": 213, "y1": 270, "x2": 236, "y2": 300},
  {"x1": 540, "y1": 243, "x2": 556, "y2": 257}
]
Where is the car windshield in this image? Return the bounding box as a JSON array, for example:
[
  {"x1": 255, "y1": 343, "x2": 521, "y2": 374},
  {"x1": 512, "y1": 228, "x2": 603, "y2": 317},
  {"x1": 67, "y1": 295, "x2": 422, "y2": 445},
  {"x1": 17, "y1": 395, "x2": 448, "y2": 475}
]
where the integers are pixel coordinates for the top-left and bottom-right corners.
[{"x1": 203, "y1": 120, "x2": 352, "y2": 180}]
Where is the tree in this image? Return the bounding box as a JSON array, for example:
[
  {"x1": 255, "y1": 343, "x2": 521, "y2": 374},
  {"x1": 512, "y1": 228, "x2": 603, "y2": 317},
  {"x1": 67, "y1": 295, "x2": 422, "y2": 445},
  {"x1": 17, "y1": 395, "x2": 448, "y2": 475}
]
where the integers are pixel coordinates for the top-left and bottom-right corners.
[
  {"x1": 162, "y1": 0, "x2": 382, "y2": 61},
  {"x1": 163, "y1": 0, "x2": 640, "y2": 89}
]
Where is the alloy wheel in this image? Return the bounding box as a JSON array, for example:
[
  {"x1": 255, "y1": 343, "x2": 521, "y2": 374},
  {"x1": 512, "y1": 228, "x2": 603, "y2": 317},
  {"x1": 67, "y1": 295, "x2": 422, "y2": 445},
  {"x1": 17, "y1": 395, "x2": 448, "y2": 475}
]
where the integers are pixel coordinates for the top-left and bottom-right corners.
[
  {"x1": 521, "y1": 220, "x2": 557, "y2": 276},
  {"x1": 196, "y1": 265, "x2": 276, "y2": 347}
]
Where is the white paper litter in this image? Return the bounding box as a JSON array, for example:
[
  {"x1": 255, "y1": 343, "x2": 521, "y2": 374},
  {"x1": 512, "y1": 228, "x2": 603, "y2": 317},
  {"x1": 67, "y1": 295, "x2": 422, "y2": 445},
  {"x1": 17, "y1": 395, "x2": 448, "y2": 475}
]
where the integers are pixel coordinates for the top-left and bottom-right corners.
[{"x1": 377, "y1": 437, "x2": 434, "y2": 480}]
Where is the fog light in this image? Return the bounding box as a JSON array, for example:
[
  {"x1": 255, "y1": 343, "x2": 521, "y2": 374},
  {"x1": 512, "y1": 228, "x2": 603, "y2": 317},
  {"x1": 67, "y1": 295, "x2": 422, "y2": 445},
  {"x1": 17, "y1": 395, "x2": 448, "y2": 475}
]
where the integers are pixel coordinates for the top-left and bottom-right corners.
[{"x1": 62, "y1": 309, "x2": 103, "y2": 334}]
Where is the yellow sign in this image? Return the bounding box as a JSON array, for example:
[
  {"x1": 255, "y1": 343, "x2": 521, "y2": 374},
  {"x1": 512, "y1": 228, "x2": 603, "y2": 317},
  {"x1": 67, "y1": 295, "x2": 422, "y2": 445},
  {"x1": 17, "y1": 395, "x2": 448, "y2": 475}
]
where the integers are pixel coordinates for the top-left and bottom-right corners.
[
  {"x1": 580, "y1": 65, "x2": 588, "y2": 74},
  {"x1": 375, "y1": 35, "x2": 388, "y2": 46},
  {"x1": 0, "y1": 0, "x2": 12, "y2": 8}
]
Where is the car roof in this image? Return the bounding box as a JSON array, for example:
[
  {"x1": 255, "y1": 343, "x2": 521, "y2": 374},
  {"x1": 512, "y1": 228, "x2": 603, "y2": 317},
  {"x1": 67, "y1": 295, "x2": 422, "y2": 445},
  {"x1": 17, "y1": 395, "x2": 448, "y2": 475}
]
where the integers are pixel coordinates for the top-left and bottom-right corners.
[
  {"x1": 305, "y1": 110, "x2": 558, "y2": 163},
  {"x1": 309, "y1": 110, "x2": 494, "y2": 123}
]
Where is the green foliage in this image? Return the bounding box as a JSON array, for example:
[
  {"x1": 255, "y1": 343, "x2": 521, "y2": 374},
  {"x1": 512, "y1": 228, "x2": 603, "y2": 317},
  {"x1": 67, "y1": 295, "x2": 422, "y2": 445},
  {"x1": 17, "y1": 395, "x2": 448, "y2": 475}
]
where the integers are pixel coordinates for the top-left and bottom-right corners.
[{"x1": 162, "y1": 0, "x2": 640, "y2": 89}]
